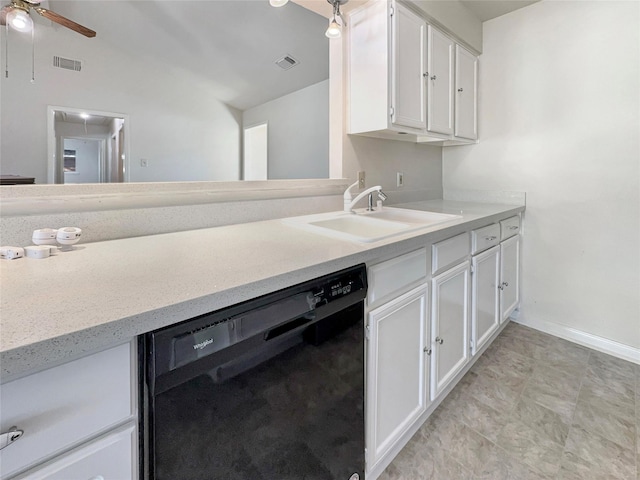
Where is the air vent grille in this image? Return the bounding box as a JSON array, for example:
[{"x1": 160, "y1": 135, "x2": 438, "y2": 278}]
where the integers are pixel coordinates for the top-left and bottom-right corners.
[
  {"x1": 275, "y1": 55, "x2": 299, "y2": 71},
  {"x1": 53, "y1": 56, "x2": 82, "y2": 72}
]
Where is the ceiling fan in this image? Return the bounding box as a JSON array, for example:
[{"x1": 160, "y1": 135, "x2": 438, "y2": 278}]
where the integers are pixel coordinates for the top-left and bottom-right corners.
[{"x1": 0, "y1": 0, "x2": 96, "y2": 37}]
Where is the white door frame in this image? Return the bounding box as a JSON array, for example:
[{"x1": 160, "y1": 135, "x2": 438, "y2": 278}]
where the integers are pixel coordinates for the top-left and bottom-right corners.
[{"x1": 47, "y1": 106, "x2": 130, "y2": 184}]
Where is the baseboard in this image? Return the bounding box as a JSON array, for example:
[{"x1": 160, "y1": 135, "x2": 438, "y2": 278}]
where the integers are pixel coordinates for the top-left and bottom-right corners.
[{"x1": 513, "y1": 316, "x2": 640, "y2": 365}]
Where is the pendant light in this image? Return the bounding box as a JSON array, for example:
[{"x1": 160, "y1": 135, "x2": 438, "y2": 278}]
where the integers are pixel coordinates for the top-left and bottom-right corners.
[
  {"x1": 269, "y1": 0, "x2": 288, "y2": 7},
  {"x1": 325, "y1": 0, "x2": 348, "y2": 39}
]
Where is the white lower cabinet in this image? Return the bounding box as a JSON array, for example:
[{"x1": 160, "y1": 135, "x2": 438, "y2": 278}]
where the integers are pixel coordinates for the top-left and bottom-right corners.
[
  {"x1": 500, "y1": 234, "x2": 521, "y2": 321},
  {"x1": 366, "y1": 285, "x2": 430, "y2": 470},
  {"x1": 430, "y1": 261, "x2": 470, "y2": 400},
  {"x1": 0, "y1": 342, "x2": 137, "y2": 479},
  {"x1": 13, "y1": 423, "x2": 137, "y2": 480},
  {"x1": 471, "y1": 246, "x2": 501, "y2": 355}
]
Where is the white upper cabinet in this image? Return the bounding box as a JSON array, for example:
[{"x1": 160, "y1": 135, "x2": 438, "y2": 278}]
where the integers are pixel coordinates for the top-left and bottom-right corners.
[
  {"x1": 392, "y1": 5, "x2": 427, "y2": 130},
  {"x1": 427, "y1": 26, "x2": 455, "y2": 136},
  {"x1": 454, "y1": 44, "x2": 479, "y2": 140},
  {"x1": 348, "y1": 0, "x2": 479, "y2": 145}
]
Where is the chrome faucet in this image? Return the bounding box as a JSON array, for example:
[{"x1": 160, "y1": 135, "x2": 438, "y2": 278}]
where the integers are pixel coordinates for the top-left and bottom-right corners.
[{"x1": 344, "y1": 184, "x2": 387, "y2": 213}]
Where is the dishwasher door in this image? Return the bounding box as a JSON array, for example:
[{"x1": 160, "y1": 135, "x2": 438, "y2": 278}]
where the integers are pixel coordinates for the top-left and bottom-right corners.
[{"x1": 141, "y1": 264, "x2": 367, "y2": 480}]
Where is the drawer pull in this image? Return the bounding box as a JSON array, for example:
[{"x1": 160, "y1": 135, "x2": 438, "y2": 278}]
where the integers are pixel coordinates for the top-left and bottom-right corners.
[
  {"x1": 484, "y1": 236, "x2": 497, "y2": 241},
  {"x1": 0, "y1": 426, "x2": 24, "y2": 451},
  {"x1": 508, "y1": 225, "x2": 519, "y2": 230},
  {"x1": 424, "y1": 347, "x2": 432, "y2": 355},
  {"x1": 435, "y1": 337, "x2": 444, "y2": 345}
]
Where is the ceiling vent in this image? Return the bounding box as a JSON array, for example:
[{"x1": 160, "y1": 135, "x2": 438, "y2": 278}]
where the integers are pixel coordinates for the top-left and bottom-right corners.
[
  {"x1": 275, "y1": 55, "x2": 299, "y2": 71},
  {"x1": 53, "y1": 56, "x2": 82, "y2": 72}
]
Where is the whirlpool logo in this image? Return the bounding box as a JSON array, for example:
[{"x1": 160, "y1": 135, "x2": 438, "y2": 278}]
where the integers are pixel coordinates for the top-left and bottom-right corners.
[{"x1": 193, "y1": 338, "x2": 214, "y2": 351}]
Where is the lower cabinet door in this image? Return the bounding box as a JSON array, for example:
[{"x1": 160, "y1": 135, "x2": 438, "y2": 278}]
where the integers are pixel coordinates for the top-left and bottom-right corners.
[
  {"x1": 366, "y1": 285, "x2": 430, "y2": 469},
  {"x1": 15, "y1": 423, "x2": 137, "y2": 480},
  {"x1": 471, "y1": 246, "x2": 500, "y2": 355},
  {"x1": 500, "y1": 235, "x2": 521, "y2": 321},
  {"x1": 431, "y1": 261, "x2": 470, "y2": 401}
]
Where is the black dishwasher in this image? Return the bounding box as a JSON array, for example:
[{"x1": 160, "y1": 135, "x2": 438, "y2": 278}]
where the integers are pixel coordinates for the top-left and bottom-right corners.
[{"x1": 140, "y1": 264, "x2": 367, "y2": 480}]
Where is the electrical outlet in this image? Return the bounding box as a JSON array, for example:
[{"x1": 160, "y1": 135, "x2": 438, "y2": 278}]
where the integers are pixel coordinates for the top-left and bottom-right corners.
[
  {"x1": 397, "y1": 172, "x2": 404, "y2": 187},
  {"x1": 358, "y1": 171, "x2": 366, "y2": 188},
  {"x1": 140, "y1": 158, "x2": 149, "y2": 167}
]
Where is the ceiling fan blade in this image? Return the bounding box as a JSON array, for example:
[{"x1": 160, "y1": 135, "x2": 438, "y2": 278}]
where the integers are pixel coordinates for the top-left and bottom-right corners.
[
  {"x1": 0, "y1": 5, "x2": 13, "y2": 26},
  {"x1": 34, "y1": 7, "x2": 96, "y2": 37}
]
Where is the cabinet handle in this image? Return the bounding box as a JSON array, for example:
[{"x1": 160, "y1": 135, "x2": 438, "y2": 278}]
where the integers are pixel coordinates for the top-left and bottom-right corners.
[
  {"x1": 458, "y1": 88, "x2": 464, "y2": 92},
  {"x1": 424, "y1": 347, "x2": 432, "y2": 355},
  {"x1": 498, "y1": 284, "x2": 504, "y2": 291},
  {"x1": 423, "y1": 72, "x2": 428, "y2": 78},
  {"x1": 435, "y1": 337, "x2": 444, "y2": 345},
  {"x1": 0, "y1": 427, "x2": 24, "y2": 451},
  {"x1": 509, "y1": 225, "x2": 519, "y2": 230},
  {"x1": 484, "y1": 236, "x2": 497, "y2": 241},
  {"x1": 503, "y1": 282, "x2": 509, "y2": 287},
  {"x1": 430, "y1": 75, "x2": 437, "y2": 81}
]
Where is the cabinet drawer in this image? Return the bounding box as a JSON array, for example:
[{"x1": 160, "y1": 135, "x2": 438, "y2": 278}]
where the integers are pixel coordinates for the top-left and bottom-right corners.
[
  {"x1": 0, "y1": 342, "x2": 134, "y2": 478},
  {"x1": 368, "y1": 248, "x2": 428, "y2": 306},
  {"x1": 471, "y1": 224, "x2": 500, "y2": 254},
  {"x1": 432, "y1": 232, "x2": 469, "y2": 275},
  {"x1": 500, "y1": 216, "x2": 521, "y2": 240},
  {"x1": 14, "y1": 423, "x2": 137, "y2": 480}
]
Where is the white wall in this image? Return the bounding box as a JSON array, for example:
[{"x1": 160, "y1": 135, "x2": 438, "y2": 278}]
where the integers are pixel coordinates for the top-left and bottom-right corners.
[
  {"x1": 443, "y1": 0, "x2": 640, "y2": 352},
  {"x1": 343, "y1": 135, "x2": 443, "y2": 204},
  {"x1": 0, "y1": 23, "x2": 242, "y2": 184},
  {"x1": 243, "y1": 80, "x2": 329, "y2": 179}
]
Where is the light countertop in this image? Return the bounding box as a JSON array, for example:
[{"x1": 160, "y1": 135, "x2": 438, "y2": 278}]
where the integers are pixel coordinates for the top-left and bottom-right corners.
[{"x1": 0, "y1": 200, "x2": 524, "y2": 380}]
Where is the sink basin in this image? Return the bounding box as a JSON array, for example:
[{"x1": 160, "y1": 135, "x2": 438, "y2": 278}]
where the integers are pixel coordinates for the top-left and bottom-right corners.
[
  {"x1": 283, "y1": 207, "x2": 462, "y2": 243},
  {"x1": 364, "y1": 208, "x2": 462, "y2": 226}
]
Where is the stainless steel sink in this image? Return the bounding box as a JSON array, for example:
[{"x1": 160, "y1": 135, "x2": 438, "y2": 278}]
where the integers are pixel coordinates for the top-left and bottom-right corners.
[{"x1": 283, "y1": 207, "x2": 462, "y2": 243}]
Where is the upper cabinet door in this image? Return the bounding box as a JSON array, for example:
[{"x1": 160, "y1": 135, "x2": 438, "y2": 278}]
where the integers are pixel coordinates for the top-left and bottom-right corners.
[
  {"x1": 454, "y1": 45, "x2": 478, "y2": 140},
  {"x1": 391, "y1": 3, "x2": 427, "y2": 130},
  {"x1": 427, "y1": 26, "x2": 454, "y2": 135}
]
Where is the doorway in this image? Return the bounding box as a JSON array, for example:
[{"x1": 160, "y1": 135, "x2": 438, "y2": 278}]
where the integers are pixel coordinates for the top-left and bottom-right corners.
[
  {"x1": 243, "y1": 122, "x2": 268, "y2": 180},
  {"x1": 47, "y1": 106, "x2": 129, "y2": 184}
]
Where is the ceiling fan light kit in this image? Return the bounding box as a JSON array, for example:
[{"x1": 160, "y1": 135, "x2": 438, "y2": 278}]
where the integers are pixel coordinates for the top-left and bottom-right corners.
[
  {"x1": 1, "y1": 0, "x2": 95, "y2": 79},
  {"x1": 5, "y1": 6, "x2": 31, "y2": 32}
]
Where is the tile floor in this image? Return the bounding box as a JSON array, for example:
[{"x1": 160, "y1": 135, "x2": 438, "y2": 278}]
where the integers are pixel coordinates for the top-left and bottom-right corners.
[{"x1": 378, "y1": 322, "x2": 639, "y2": 479}]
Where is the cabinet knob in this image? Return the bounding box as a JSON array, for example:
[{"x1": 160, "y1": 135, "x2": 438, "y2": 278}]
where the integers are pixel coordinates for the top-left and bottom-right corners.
[
  {"x1": 458, "y1": 88, "x2": 464, "y2": 92},
  {"x1": 0, "y1": 427, "x2": 24, "y2": 451},
  {"x1": 435, "y1": 337, "x2": 444, "y2": 345},
  {"x1": 424, "y1": 347, "x2": 432, "y2": 355}
]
